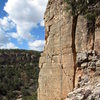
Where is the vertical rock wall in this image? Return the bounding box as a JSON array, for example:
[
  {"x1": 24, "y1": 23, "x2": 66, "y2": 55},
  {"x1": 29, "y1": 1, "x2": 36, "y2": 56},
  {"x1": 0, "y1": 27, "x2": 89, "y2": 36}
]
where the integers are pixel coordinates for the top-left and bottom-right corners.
[
  {"x1": 38, "y1": 0, "x2": 100, "y2": 100},
  {"x1": 66, "y1": 17, "x2": 100, "y2": 100},
  {"x1": 38, "y1": 0, "x2": 73, "y2": 100},
  {"x1": 95, "y1": 17, "x2": 100, "y2": 53}
]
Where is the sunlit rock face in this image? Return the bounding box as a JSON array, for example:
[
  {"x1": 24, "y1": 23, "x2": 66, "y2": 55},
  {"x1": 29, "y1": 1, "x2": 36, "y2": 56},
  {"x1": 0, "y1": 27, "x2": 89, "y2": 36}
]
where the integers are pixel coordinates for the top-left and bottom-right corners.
[
  {"x1": 38, "y1": 0, "x2": 74, "y2": 99},
  {"x1": 38, "y1": 0, "x2": 100, "y2": 100}
]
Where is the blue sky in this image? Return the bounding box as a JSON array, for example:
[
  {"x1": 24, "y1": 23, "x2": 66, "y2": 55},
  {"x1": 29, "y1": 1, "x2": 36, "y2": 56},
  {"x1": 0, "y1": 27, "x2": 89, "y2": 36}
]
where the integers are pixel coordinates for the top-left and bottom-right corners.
[{"x1": 0, "y1": 0, "x2": 48, "y2": 51}]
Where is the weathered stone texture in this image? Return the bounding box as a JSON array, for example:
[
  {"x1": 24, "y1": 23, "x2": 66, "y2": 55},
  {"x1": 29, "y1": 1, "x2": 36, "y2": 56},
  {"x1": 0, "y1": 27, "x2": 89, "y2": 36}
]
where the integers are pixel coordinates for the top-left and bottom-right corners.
[
  {"x1": 38, "y1": 0, "x2": 100, "y2": 100},
  {"x1": 38, "y1": 0, "x2": 74, "y2": 100},
  {"x1": 95, "y1": 17, "x2": 100, "y2": 53},
  {"x1": 66, "y1": 80, "x2": 100, "y2": 100}
]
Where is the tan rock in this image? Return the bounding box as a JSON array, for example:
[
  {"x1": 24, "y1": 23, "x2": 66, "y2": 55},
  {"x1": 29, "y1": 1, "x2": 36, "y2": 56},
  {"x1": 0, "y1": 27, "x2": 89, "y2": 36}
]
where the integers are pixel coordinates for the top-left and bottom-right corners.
[{"x1": 38, "y1": 0, "x2": 100, "y2": 100}]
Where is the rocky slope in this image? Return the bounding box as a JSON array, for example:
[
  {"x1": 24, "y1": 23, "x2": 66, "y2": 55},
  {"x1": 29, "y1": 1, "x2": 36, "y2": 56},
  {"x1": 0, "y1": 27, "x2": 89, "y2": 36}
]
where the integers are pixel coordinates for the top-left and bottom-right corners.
[
  {"x1": 66, "y1": 50, "x2": 100, "y2": 100},
  {"x1": 38, "y1": 0, "x2": 100, "y2": 100},
  {"x1": 66, "y1": 80, "x2": 100, "y2": 100},
  {"x1": 0, "y1": 49, "x2": 40, "y2": 100}
]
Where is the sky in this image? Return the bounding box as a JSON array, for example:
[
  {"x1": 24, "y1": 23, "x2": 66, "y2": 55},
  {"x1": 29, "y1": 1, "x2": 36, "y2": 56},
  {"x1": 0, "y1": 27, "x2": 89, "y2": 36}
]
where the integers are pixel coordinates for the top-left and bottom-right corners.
[{"x1": 0, "y1": 0, "x2": 48, "y2": 51}]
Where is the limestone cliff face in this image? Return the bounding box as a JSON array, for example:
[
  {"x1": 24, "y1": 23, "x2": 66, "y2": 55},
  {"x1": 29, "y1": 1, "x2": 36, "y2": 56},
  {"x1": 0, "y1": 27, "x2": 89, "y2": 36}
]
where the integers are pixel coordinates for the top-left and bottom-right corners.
[
  {"x1": 38, "y1": 0, "x2": 100, "y2": 100},
  {"x1": 0, "y1": 50, "x2": 39, "y2": 64}
]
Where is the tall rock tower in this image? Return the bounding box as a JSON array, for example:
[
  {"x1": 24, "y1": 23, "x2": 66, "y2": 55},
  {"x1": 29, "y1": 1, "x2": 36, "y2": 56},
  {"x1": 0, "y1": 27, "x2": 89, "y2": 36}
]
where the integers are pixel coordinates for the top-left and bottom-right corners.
[{"x1": 38, "y1": 0, "x2": 100, "y2": 100}]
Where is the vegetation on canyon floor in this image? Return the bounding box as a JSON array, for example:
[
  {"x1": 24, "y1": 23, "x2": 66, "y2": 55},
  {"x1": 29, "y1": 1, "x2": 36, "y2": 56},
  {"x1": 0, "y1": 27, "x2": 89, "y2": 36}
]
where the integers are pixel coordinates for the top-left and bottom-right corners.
[{"x1": 0, "y1": 49, "x2": 40, "y2": 100}]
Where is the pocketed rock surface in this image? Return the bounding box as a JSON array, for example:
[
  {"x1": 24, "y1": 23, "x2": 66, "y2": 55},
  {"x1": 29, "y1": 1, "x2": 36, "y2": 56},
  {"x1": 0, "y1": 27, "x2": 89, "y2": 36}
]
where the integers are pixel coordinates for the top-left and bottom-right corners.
[
  {"x1": 66, "y1": 50, "x2": 100, "y2": 100},
  {"x1": 66, "y1": 80, "x2": 100, "y2": 100}
]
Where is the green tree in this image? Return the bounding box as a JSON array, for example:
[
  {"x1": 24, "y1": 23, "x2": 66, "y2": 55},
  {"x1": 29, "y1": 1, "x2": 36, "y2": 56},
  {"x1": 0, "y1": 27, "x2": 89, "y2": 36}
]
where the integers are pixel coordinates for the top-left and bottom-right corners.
[{"x1": 84, "y1": 0, "x2": 100, "y2": 50}]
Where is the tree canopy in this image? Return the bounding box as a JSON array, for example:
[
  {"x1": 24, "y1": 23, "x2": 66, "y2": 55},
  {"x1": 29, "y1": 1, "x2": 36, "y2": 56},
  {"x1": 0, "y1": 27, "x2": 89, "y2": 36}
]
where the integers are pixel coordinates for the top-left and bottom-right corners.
[{"x1": 64, "y1": 0, "x2": 99, "y2": 18}]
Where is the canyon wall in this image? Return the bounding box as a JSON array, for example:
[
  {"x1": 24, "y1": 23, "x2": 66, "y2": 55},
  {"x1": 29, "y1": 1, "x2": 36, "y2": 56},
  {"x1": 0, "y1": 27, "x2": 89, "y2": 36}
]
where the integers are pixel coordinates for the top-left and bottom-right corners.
[
  {"x1": 38, "y1": 0, "x2": 100, "y2": 100},
  {"x1": 0, "y1": 50, "x2": 39, "y2": 64}
]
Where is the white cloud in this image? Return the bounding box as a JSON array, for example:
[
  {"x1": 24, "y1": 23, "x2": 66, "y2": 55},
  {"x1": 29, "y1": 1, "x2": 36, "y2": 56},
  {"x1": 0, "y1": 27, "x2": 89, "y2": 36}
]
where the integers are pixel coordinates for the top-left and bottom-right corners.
[
  {"x1": 0, "y1": 17, "x2": 17, "y2": 49},
  {"x1": 0, "y1": 42, "x2": 18, "y2": 49},
  {"x1": 40, "y1": 20, "x2": 45, "y2": 27},
  {"x1": 0, "y1": 29, "x2": 9, "y2": 44},
  {"x1": 28, "y1": 40, "x2": 45, "y2": 51},
  {"x1": 0, "y1": 0, "x2": 48, "y2": 50},
  {"x1": 11, "y1": 31, "x2": 34, "y2": 42},
  {"x1": 0, "y1": 17, "x2": 15, "y2": 31},
  {"x1": 4, "y1": 0, "x2": 48, "y2": 41},
  {"x1": 6, "y1": 43, "x2": 18, "y2": 49},
  {"x1": 0, "y1": 29, "x2": 17, "y2": 49}
]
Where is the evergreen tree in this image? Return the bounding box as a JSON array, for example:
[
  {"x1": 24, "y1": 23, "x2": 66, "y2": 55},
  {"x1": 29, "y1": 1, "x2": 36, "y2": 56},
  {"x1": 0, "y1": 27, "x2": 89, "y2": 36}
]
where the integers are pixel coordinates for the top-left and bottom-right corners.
[{"x1": 84, "y1": 0, "x2": 100, "y2": 50}]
